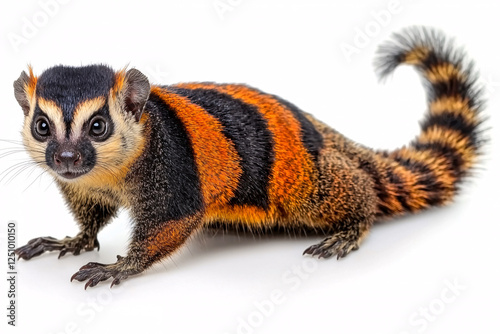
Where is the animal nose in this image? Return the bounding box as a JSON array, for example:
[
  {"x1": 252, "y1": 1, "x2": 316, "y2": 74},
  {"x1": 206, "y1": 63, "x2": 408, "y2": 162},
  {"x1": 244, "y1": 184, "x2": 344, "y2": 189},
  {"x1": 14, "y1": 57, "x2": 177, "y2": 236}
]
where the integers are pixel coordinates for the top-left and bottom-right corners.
[{"x1": 54, "y1": 149, "x2": 81, "y2": 167}]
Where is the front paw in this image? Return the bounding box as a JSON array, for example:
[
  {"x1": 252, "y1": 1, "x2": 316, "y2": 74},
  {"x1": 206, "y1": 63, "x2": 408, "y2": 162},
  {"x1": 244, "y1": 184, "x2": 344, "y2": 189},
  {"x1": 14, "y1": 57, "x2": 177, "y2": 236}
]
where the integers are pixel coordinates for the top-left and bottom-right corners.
[
  {"x1": 71, "y1": 255, "x2": 141, "y2": 289},
  {"x1": 15, "y1": 234, "x2": 99, "y2": 260}
]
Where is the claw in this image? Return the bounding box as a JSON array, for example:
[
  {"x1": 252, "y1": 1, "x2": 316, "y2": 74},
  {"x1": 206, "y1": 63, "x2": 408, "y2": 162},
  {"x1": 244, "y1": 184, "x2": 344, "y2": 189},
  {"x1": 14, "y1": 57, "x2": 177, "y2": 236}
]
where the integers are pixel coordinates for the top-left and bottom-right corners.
[
  {"x1": 70, "y1": 272, "x2": 79, "y2": 282},
  {"x1": 70, "y1": 270, "x2": 91, "y2": 282},
  {"x1": 110, "y1": 277, "x2": 121, "y2": 288},
  {"x1": 58, "y1": 250, "x2": 67, "y2": 259},
  {"x1": 84, "y1": 280, "x2": 93, "y2": 290},
  {"x1": 303, "y1": 232, "x2": 360, "y2": 260},
  {"x1": 311, "y1": 247, "x2": 322, "y2": 257},
  {"x1": 336, "y1": 250, "x2": 345, "y2": 259},
  {"x1": 71, "y1": 257, "x2": 137, "y2": 289},
  {"x1": 15, "y1": 235, "x2": 100, "y2": 261},
  {"x1": 302, "y1": 246, "x2": 313, "y2": 255},
  {"x1": 319, "y1": 250, "x2": 332, "y2": 259}
]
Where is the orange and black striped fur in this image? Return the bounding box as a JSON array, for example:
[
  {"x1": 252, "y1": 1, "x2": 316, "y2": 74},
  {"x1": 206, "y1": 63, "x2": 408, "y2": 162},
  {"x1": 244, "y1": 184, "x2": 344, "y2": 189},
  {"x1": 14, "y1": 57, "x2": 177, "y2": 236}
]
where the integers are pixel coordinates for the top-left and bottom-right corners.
[{"x1": 14, "y1": 27, "x2": 485, "y2": 288}]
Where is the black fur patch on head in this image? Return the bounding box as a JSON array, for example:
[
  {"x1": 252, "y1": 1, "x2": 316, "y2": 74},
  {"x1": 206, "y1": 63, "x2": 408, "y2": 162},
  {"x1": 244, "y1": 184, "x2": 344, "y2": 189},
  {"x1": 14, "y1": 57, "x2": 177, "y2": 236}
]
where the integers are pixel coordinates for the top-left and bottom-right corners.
[{"x1": 36, "y1": 65, "x2": 115, "y2": 125}]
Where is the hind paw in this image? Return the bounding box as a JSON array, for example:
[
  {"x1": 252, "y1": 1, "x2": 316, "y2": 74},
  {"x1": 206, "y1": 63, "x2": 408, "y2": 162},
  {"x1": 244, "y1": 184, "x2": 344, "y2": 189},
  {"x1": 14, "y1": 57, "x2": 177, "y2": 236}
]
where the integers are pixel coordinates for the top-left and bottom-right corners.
[{"x1": 303, "y1": 232, "x2": 360, "y2": 259}]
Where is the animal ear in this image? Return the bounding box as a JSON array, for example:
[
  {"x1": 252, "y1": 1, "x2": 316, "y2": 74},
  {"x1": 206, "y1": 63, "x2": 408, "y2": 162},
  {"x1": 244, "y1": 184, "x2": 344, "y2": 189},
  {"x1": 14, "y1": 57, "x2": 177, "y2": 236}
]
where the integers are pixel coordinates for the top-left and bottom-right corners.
[
  {"x1": 14, "y1": 71, "x2": 32, "y2": 116},
  {"x1": 123, "y1": 69, "x2": 150, "y2": 122}
]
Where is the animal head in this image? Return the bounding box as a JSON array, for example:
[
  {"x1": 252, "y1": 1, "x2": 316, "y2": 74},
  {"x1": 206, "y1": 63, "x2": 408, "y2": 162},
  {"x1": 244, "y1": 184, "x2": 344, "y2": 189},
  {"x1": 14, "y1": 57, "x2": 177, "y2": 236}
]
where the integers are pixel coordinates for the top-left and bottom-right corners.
[{"x1": 13, "y1": 65, "x2": 150, "y2": 186}]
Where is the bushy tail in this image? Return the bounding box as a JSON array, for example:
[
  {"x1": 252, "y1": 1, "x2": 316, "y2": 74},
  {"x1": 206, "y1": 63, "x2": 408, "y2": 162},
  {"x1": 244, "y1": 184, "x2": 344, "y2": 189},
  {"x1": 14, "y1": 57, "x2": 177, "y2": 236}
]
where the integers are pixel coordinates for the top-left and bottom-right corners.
[{"x1": 371, "y1": 27, "x2": 486, "y2": 217}]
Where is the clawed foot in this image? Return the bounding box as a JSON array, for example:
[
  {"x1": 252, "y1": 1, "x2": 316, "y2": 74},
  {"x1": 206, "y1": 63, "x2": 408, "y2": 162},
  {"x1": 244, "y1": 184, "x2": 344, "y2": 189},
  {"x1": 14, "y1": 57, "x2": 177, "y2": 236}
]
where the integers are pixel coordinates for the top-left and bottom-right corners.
[
  {"x1": 15, "y1": 234, "x2": 99, "y2": 260},
  {"x1": 303, "y1": 232, "x2": 360, "y2": 259},
  {"x1": 71, "y1": 255, "x2": 141, "y2": 289}
]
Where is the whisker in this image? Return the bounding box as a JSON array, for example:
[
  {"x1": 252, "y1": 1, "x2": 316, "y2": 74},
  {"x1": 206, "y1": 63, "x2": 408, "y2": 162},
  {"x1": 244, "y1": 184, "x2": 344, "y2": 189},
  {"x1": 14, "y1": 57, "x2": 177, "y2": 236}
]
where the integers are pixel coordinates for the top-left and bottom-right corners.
[
  {"x1": 0, "y1": 161, "x2": 34, "y2": 178},
  {"x1": 0, "y1": 147, "x2": 25, "y2": 151},
  {"x1": 0, "y1": 160, "x2": 44, "y2": 184},
  {"x1": 0, "y1": 139, "x2": 23, "y2": 145},
  {"x1": 0, "y1": 150, "x2": 28, "y2": 159},
  {"x1": 44, "y1": 176, "x2": 57, "y2": 192},
  {"x1": 25, "y1": 163, "x2": 45, "y2": 180},
  {"x1": 7, "y1": 164, "x2": 39, "y2": 185},
  {"x1": 23, "y1": 169, "x2": 50, "y2": 192}
]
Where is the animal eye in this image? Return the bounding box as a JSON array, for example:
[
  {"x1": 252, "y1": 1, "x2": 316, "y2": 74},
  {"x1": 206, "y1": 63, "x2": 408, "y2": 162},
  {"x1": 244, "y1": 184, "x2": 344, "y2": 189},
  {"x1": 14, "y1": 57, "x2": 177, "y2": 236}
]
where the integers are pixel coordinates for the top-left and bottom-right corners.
[
  {"x1": 89, "y1": 117, "x2": 108, "y2": 138},
  {"x1": 35, "y1": 117, "x2": 50, "y2": 137}
]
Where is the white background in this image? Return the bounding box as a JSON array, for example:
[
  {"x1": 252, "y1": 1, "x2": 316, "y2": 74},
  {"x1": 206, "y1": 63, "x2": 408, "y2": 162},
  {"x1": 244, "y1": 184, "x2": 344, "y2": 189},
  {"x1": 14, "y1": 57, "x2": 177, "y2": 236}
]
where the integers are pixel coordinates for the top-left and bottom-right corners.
[{"x1": 1, "y1": 0, "x2": 499, "y2": 333}]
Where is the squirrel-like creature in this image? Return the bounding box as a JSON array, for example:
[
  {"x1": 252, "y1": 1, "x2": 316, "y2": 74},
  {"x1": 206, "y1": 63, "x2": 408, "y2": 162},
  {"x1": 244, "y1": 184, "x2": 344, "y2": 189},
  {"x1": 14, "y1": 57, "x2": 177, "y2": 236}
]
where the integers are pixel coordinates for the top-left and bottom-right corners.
[{"x1": 14, "y1": 27, "x2": 485, "y2": 288}]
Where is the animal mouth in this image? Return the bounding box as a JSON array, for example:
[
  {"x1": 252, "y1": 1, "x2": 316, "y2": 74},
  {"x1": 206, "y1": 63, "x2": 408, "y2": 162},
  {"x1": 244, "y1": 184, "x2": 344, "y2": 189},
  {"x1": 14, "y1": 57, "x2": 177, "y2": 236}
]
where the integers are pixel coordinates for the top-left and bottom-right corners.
[{"x1": 57, "y1": 170, "x2": 88, "y2": 180}]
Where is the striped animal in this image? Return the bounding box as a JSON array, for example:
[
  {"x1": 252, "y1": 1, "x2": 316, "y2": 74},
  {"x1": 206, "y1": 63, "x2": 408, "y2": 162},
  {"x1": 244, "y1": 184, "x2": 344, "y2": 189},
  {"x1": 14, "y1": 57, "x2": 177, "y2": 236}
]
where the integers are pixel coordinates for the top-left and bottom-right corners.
[{"x1": 14, "y1": 27, "x2": 485, "y2": 288}]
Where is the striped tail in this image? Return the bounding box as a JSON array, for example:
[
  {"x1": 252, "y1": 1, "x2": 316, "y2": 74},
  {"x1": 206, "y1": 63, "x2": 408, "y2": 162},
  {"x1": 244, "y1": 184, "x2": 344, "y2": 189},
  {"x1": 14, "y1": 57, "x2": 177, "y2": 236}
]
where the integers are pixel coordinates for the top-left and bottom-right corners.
[{"x1": 372, "y1": 27, "x2": 486, "y2": 217}]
